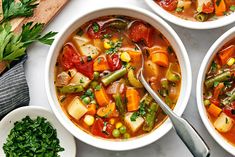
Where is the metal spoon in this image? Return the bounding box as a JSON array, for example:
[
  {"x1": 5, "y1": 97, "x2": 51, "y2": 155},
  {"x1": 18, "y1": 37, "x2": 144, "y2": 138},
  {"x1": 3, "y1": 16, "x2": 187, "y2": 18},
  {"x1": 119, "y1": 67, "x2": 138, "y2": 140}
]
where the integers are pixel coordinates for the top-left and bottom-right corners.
[{"x1": 137, "y1": 46, "x2": 210, "y2": 157}]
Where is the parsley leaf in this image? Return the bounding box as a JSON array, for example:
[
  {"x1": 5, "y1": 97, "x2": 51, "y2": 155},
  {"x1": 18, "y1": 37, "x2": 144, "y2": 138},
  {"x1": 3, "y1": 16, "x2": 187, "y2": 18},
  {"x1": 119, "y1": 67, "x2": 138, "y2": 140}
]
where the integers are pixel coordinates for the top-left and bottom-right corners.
[
  {"x1": 92, "y1": 22, "x2": 99, "y2": 33},
  {"x1": 213, "y1": 81, "x2": 219, "y2": 87},
  {"x1": 176, "y1": 7, "x2": 183, "y2": 12},
  {"x1": 230, "y1": 5, "x2": 235, "y2": 11},
  {"x1": 1, "y1": 0, "x2": 39, "y2": 24},
  {"x1": 21, "y1": 22, "x2": 57, "y2": 46}
]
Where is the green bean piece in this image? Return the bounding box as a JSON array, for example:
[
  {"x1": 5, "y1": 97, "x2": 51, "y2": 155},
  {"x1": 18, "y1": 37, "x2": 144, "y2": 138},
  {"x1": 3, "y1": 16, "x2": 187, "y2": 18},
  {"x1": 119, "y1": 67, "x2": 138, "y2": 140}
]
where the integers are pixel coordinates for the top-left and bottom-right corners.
[
  {"x1": 93, "y1": 72, "x2": 100, "y2": 80},
  {"x1": 113, "y1": 93, "x2": 126, "y2": 116},
  {"x1": 161, "y1": 79, "x2": 169, "y2": 89},
  {"x1": 222, "y1": 91, "x2": 235, "y2": 105},
  {"x1": 58, "y1": 85, "x2": 84, "y2": 94},
  {"x1": 107, "y1": 20, "x2": 128, "y2": 29},
  {"x1": 143, "y1": 102, "x2": 159, "y2": 132},
  {"x1": 205, "y1": 71, "x2": 231, "y2": 88},
  {"x1": 101, "y1": 68, "x2": 127, "y2": 86},
  {"x1": 166, "y1": 63, "x2": 181, "y2": 83},
  {"x1": 195, "y1": 13, "x2": 208, "y2": 22},
  {"x1": 140, "y1": 93, "x2": 153, "y2": 105}
]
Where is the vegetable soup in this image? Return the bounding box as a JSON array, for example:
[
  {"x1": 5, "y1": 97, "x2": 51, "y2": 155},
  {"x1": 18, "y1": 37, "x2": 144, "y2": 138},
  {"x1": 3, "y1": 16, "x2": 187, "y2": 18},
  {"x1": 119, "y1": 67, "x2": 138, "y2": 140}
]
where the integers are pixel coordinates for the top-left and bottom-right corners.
[
  {"x1": 55, "y1": 16, "x2": 181, "y2": 139},
  {"x1": 154, "y1": 0, "x2": 235, "y2": 22},
  {"x1": 204, "y1": 38, "x2": 235, "y2": 145}
]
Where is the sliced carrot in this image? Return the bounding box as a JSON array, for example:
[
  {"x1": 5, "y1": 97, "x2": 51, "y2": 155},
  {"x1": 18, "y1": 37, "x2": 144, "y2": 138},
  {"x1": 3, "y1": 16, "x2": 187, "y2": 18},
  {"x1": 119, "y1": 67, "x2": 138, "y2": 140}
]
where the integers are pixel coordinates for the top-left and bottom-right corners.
[
  {"x1": 97, "y1": 102, "x2": 116, "y2": 118},
  {"x1": 208, "y1": 103, "x2": 222, "y2": 117},
  {"x1": 95, "y1": 86, "x2": 111, "y2": 106},
  {"x1": 126, "y1": 88, "x2": 140, "y2": 112},
  {"x1": 219, "y1": 45, "x2": 235, "y2": 65},
  {"x1": 86, "y1": 104, "x2": 97, "y2": 115},
  {"x1": 127, "y1": 50, "x2": 142, "y2": 67},
  {"x1": 149, "y1": 46, "x2": 168, "y2": 56},
  {"x1": 93, "y1": 56, "x2": 110, "y2": 71},
  {"x1": 214, "y1": 0, "x2": 227, "y2": 16},
  {"x1": 213, "y1": 83, "x2": 224, "y2": 100},
  {"x1": 151, "y1": 52, "x2": 169, "y2": 67}
]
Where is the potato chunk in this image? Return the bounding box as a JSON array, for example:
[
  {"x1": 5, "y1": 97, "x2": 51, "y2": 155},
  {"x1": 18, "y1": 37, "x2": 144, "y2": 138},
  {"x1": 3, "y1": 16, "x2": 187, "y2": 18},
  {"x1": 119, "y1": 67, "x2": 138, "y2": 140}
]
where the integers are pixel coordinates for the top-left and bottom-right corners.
[
  {"x1": 214, "y1": 113, "x2": 234, "y2": 133},
  {"x1": 69, "y1": 71, "x2": 91, "y2": 88},
  {"x1": 124, "y1": 112, "x2": 144, "y2": 132},
  {"x1": 73, "y1": 35, "x2": 90, "y2": 47},
  {"x1": 79, "y1": 44, "x2": 100, "y2": 59},
  {"x1": 67, "y1": 96, "x2": 88, "y2": 120}
]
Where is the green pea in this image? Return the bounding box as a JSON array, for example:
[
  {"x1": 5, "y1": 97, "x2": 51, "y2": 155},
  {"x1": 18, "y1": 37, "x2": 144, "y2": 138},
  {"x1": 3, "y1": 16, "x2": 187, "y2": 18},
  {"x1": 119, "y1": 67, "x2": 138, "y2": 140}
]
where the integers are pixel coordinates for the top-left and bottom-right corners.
[
  {"x1": 123, "y1": 133, "x2": 130, "y2": 139},
  {"x1": 91, "y1": 81, "x2": 99, "y2": 89},
  {"x1": 119, "y1": 126, "x2": 126, "y2": 134},
  {"x1": 112, "y1": 129, "x2": 120, "y2": 138},
  {"x1": 94, "y1": 72, "x2": 100, "y2": 80},
  {"x1": 82, "y1": 97, "x2": 91, "y2": 105},
  {"x1": 204, "y1": 99, "x2": 210, "y2": 106}
]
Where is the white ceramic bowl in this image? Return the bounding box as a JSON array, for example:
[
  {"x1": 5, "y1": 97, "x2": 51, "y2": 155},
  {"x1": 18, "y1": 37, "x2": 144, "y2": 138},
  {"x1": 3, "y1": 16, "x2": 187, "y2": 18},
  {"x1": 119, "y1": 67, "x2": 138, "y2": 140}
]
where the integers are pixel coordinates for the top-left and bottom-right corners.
[
  {"x1": 0, "y1": 106, "x2": 76, "y2": 157},
  {"x1": 197, "y1": 27, "x2": 235, "y2": 155},
  {"x1": 45, "y1": 6, "x2": 192, "y2": 151},
  {"x1": 145, "y1": 0, "x2": 235, "y2": 29}
]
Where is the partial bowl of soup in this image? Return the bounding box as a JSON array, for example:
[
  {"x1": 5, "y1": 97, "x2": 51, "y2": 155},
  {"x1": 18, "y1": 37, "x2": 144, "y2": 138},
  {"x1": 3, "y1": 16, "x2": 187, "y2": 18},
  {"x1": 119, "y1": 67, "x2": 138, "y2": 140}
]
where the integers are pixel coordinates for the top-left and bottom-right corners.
[
  {"x1": 197, "y1": 27, "x2": 235, "y2": 155},
  {"x1": 145, "y1": 0, "x2": 235, "y2": 29},
  {"x1": 45, "y1": 6, "x2": 192, "y2": 150}
]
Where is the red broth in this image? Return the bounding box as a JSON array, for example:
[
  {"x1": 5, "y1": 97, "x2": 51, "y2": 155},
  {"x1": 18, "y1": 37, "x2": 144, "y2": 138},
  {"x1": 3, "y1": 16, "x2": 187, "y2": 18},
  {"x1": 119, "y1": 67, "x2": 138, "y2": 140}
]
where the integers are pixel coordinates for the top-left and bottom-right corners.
[
  {"x1": 55, "y1": 16, "x2": 181, "y2": 139},
  {"x1": 154, "y1": 0, "x2": 235, "y2": 22},
  {"x1": 204, "y1": 38, "x2": 235, "y2": 145}
]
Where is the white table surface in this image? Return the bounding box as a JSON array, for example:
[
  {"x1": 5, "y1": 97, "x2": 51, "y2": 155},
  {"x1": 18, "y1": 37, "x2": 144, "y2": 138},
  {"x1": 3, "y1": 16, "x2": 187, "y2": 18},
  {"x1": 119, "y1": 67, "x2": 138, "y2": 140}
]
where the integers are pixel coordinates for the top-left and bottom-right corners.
[{"x1": 26, "y1": 0, "x2": 235, "y2": 156}]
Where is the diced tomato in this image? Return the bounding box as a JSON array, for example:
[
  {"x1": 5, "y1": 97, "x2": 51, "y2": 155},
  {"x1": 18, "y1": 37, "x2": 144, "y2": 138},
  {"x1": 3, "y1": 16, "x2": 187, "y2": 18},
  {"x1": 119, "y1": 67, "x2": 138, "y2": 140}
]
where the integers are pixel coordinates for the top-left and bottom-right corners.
[
  {"x1": 74, "y1": 56, "x2": 94, "y2": 79},
  {"x1": 91, "y1": 118, "x2": 114, "y2": 138},
  {"x1": 107, "y1": 54, "x2": 122, "y2": 71},
  {"x1": 223, "y1": 102, "x2": 235, "y2": 119},
  {"x1": 60, "y1": 43, "x2": 79, "y2": 70},
  {"x1": 210, "y1": 98, "x2": 220, "y2": 106},
  {"x1": 87, "y1": 23, "x2": 102, "y2": 39},
  {"x1": 202, "y1": 2, "x2": 214, "y2": 13},
  {"x1": 159, "y1": 0, "x2": 178, "y2": 11},
  {"x1": 129, "y1": 22, "x2": 154, "y2": 47}
]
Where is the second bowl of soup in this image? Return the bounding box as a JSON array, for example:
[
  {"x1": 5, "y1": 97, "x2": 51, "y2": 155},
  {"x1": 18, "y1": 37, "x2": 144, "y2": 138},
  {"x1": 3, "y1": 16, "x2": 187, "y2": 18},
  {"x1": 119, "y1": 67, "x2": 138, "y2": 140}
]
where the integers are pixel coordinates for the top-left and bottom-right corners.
[
  {"x1": 45, "y1": 6, "x2": 192, "y2": 150},
  {"x1": 197, "y1": 27, "x2": 235, "y2": 155}
]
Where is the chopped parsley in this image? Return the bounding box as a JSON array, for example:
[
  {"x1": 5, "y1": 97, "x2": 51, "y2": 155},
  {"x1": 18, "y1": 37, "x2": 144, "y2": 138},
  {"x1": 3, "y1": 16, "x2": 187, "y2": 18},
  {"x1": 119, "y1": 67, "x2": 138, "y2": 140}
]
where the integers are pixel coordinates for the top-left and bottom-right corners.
[
  {"x1": 95, "y1": 85, "x2": 101, "y2": 91},
  {"x1": 130, "y1": 102, "x2": 146, "y2": 121},
  {"x1": 216, "y1": 0, "x2": 221, "y2": 6},
  {"x1": 76, "y1": 28, "x2": 84, "y2": 36},
  {"x1": 3, "y1": 116, "x2": 64, "y2": 157},
  {"x1": 92, "y1": 22, "x2": 99, "y2": 33},
  {"x1": 103, "y1": 34, "x2": 112, "y2": 39},
  {"x1": 105, "y1": 40, "x2": 122, "y2": 54},
  {"x1": 230, "y1": 5, "x2": 235, "y2": 11},
  {"x1": 213, "y1": 81, "x2": 219, "y2": 87},
  {"x1": 211, "y1": 61, "x2": 217, "y2": 71},
  {"x1": 167, "y1": 46, "x2": 174, "y2": 53}
]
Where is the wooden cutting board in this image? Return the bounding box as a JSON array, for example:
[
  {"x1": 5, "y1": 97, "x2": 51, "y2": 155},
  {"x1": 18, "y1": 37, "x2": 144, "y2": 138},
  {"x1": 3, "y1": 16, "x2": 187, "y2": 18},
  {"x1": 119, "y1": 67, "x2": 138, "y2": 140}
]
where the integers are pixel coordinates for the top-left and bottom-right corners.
[{"x1": 0, "y1": 0, "x2": 69, "y2": 73}]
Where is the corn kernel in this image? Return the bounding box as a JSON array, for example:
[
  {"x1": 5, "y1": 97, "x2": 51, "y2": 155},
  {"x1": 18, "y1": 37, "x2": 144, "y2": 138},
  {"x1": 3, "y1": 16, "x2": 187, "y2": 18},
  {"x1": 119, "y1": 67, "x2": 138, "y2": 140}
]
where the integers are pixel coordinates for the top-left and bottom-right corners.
[
  {"x1": 227, "y1": 58, "x2": 235, "y2": 66},
  {"x1": 115, "y1": 122, "x2": 123, "y2": 129},
  {"x1": 84, "y1": 115, "x2": 94, "y2": 126},
  {"x1": 120, "y1": 52, "x2": 131, "y2": 62},
  {"x1": 104, "y1": 39, "x2": 111, "y2": 49},
  {"x1": 109, "y1": 118, "x2": 115, "y2": 125}
]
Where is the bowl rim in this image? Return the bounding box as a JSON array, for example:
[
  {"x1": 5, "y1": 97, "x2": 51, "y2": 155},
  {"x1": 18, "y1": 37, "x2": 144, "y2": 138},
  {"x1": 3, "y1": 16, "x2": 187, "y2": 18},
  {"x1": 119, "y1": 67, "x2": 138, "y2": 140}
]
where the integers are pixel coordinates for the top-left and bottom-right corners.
[
  {"x1": 144, "y1": 0, "x2": 235, "y2": 30},
  {"x1": 0, "y1": 106, "x2": 76, "y2": 157},
  {"x1": 45, "y1": 5, "x2": 192, "y2": 151},
  {"x1": 196, "y1": 26, "x2": 235, "y2": 155}
]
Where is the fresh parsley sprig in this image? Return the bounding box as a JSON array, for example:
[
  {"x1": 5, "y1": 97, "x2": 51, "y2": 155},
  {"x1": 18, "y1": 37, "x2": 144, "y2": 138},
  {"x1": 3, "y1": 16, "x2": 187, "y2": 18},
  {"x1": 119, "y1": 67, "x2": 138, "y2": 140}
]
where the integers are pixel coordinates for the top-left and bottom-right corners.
[
  {"x1": 1, "y1": 0, "x2": 39, "y2": 24},
  {"x1": 0, "y1": 0, "x2": 57, "y2": 63}
]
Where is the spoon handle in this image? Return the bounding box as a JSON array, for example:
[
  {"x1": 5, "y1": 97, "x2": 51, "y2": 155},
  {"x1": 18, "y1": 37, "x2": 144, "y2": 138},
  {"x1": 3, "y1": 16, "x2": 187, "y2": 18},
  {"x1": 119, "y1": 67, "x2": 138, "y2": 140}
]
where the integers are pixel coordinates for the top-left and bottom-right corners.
[
  {"x1": 139, "y1": 74, "x2": 210, "y2": 157},
  {"x1": 171, "y1": 116, "x2": 210, "y2": 157}
]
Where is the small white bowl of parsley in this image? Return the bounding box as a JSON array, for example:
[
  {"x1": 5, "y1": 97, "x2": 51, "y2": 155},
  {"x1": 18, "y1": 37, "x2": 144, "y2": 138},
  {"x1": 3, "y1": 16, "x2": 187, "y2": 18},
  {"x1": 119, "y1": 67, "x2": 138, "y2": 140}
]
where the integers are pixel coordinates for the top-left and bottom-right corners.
[{"x1": 0, "y1": 106, "x2": 76, "y2": 157}]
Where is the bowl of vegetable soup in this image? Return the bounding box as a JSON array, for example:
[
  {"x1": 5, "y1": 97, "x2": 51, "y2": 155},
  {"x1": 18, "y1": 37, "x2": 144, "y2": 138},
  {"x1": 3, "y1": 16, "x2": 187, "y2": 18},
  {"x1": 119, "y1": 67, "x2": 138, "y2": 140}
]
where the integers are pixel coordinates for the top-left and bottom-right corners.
[
  {"x1": 145, "y1": 0, "x2": 235, "y2": 29},
  {"x1": 45, "y1": 6, "x2": 192, "y2": 150},
  {"x1": 197, "y1": 27, "x2": 235, "y2": 155}
]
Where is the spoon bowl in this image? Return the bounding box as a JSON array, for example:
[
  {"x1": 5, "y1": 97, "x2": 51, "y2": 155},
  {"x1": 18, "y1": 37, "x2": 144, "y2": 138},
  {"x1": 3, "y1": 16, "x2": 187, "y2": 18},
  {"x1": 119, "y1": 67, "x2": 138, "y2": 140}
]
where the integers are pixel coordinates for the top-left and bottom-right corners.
[{"x1": 136, "y1": 43, "x2": 210, "y2": 157}]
